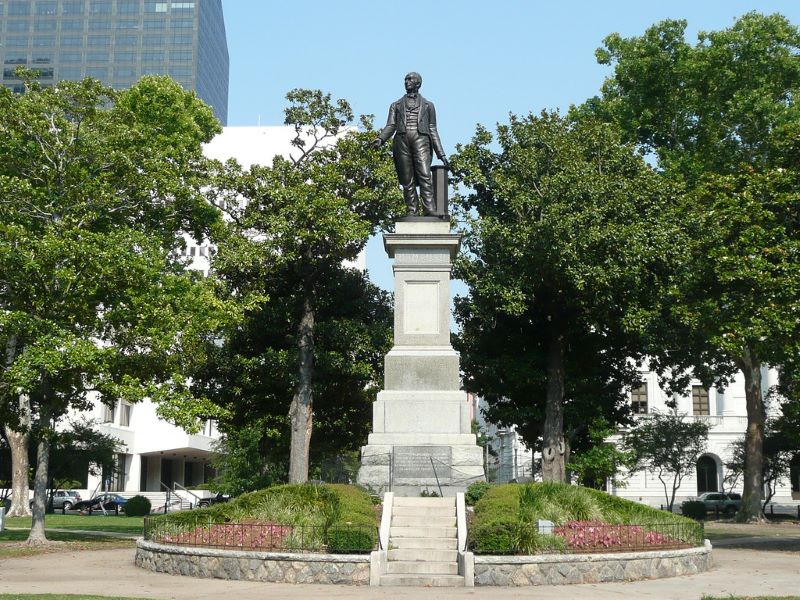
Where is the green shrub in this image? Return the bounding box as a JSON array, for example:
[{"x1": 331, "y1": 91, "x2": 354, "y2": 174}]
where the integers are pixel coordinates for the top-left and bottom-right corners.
[
  {"x1": 125, "y1": 495, "x2": 151, "y2": 517},
  {"x1": 326, "y1": 526, "x2": 376, "y2": 553},
  {"x1": 681, "y1": 500, "x2": 707, "y2": 521},
  {"x1": 468, "y1": 519, "x2": 518, "y2": 554},
  {"x1": 473, "y1": 483, "x2": 520, "y2": 521},
  {"x1": 465, "y1": 481, "x2": 492, "y2": 506}
]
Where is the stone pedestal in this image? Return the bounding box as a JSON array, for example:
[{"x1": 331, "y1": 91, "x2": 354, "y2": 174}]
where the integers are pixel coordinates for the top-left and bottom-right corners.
[{"x1": 357, "y1": 219, "x2": 485, "y2": 496}]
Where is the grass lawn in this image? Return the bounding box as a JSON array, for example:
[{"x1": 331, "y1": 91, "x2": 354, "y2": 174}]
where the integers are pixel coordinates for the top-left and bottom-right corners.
[
  {"x1": 4, "y1": 514, "x2": 144, "y2": 535},
  {"x1": 702, "y1": 597, "x2": 800, "y2": 600},
  {"x1": 0, "y1": 596, "x2": 150, "y2": 600}
]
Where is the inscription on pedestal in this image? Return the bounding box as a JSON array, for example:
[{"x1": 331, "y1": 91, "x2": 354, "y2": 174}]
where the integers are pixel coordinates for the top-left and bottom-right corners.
[{"x1": 393, "y1": 446, "x2": 452, "y2": 481}]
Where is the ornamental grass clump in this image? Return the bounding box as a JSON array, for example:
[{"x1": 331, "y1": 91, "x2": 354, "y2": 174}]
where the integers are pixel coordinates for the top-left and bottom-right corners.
[
  {"x1": 148, "y1": 483, "x2": 378, "y2": 553},
  {"x1": 469, "y1": 482, "x2": 700, "y2": 555}
]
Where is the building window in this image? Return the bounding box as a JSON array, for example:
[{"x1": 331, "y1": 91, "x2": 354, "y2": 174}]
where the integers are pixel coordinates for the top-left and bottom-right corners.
[
  {"x1": 35, "y1": 1, "x2": 57, "y2": 15},
  {"x1": 113, "y1": 66, "x2": 136, "y2": 78},
  {"x1": 62, "y1": 0, "x2": 84, "y2": 15},
  {"x1": 116, "y1": 34, "x2": 138, "y2": 46},
  {"x1": 85, "y1": 66, "x2": 107, "y2": 78},
  {"x1": 119, "y1": 402, "x2": 132, "y2": 427},
  {"x1": 9, "y1": 1, "x2": 31, "y2": 16},
  {"x1": 87, "y1": 35, "x2": 111, "y2": 46},
  {"x1": 7, "y1": 20, "x2": 30, "y2": 32},
  {"x1": 34, "y1": 20, "x2": 57, "y2": 32},
  {"x1": 631, "y1": 382, "x2": 648, "y2": 414},
  {"x1": 4, "y1": 56, "x2": 27, "y2": 65},
  {"x1": 86, "y1": 50, "x2": 108, "y2": 62},
  {"x1": 90, "y1": 1, "x2": 112, "y2": 14},
  {"x1": 60, "y1": 35, "x2": 84, "y2": 46},
  {"x1": 59, "y1": 66, "x2": 83, "y2": 79},
  {"x1": 89, "y1": 20, "x2": 112, "y2": 31},
  {"x1": 59, "y1": 51, "x2": 82, "y2": 63},
  {"x1": 102, "y1": 402, "x2": 116, "y2": 424},
  {"x1": 692, "y1": 386, "x2": 710, "y2": 416},
  {"x1": 118, "y1": 1, "x2": 139, "y2": 14},
  {"x1": 60, "y1": 19, "x2": 84, "y2": 31},
  {"x1": 6, "y1": 36, "x2": 30, "y2": 48}
]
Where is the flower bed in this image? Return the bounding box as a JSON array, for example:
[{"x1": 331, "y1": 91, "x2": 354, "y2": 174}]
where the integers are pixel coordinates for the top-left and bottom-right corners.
[{"x1": 553, "y1": 520, "x2": 692, "y2": 552}]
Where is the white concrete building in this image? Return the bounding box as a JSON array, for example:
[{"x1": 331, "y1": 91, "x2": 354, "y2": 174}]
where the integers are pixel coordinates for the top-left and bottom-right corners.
[{"x1": 479, "y1": 366, "x2": 800, "y2": 508}]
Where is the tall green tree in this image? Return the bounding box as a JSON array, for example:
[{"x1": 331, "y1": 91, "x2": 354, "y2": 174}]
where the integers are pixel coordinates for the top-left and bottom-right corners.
[
  {"x1": 451, "y1": 112, "x2": 681, "y2": 481},
  {"x1": 204, "y1": 89, "x2": 401, "y2": 483},
  {"x1": 588, "y1": 12, "x2": 800, "y2": 520},
  {"x1": 0, "y1": 75, "x2": 230, "y2": 544},
  {"x1": 624, "y1": 411, "x2": 711, "y2": 512}
]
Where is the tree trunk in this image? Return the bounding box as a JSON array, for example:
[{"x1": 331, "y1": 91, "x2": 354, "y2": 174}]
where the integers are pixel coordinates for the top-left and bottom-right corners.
[
  {"x1": 542, "y1": 331, "x2": 566, "y2": 482},
  {"x1": 3, "y1": 334, "x2": 32, "y2": 518},
  {"x1": 288, "y1": 293, "x2": 314, "y2": 484},
  {"x1": 3, "y1": 423, "x2": 31, "y2": 518},
  {"x1": 738, "y1": 347, "x2": 766, "y2": 522},
  {"x1": 28, "y1": 408, "x2": 52, "y2": 545}
]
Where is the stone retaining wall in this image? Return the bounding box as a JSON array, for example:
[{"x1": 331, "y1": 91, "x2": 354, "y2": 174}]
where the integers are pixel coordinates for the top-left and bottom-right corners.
[
  {"x1": 135, "y1": 540, "x2": 370, "y2": 585},
  {"x1": 474, "y1": 540, "x2": 712, "y2": 586}
]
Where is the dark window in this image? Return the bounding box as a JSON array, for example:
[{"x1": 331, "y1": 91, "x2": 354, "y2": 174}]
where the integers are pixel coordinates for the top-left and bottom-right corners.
[
  {"x1": 61, "y1": 35, "x2": 83, "y2": 46},
  {"x1": 4, "y1": 56, "x2": 27, "y2": 64},
  {"x1": 113, "y1": 66, "x2": 136, "y2": 77},
  {"x1": 631, "y1": 382, "x2": 648, "y2": 415},
  {"x1": 692, "y1": 386, "x2": 710, "y2": 416},
  {"x1": 89, "y1": 20, "x2": 112, "y2": 31},
  {"x1": 85, "y1": 66, "x2": 107, "y2": 78},
  {"x1": 31, "y1": 53, "x2": 52, "y2": 63},
  {"x1": 87, "y1": 35, "x2": 110, "y2": 46},
  {"x1": 59, "y1": 51, "x2": 82, "y2": 62},
  {"x1": 114, "y1": 51, "x2": 135, "y2": 62},
  {"x1": 117, "y1": 19, "x2": 138, "y2": 29},
  {"x1": 697, "y1": 456, "x2": 718, "y2": 493},
  {"x1": 33, "y1": 36, "x2": 56, "y2": 47},
  {"x1": 116, "y1": 34, "x2": 138, "y2": 46}
]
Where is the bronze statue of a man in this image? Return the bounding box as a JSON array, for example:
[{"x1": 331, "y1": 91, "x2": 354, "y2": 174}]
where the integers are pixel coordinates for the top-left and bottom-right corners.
[{"x1": 372, "y1": 72, "x2": 449, "y2": 216}]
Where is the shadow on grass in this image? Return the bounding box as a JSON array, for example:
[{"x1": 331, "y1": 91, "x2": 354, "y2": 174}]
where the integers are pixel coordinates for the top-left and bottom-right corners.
[
  {"x1": 0, "y1": 595, "x2": 150, "y2": 600},
  {"x1": 0, "y1": 530, "x2": 135, "y2": 560}
]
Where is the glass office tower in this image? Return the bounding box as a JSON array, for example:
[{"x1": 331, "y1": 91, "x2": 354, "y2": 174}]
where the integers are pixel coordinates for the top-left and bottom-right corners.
[{"x1": 0, "y1": 0, "x2": 229, "y2": 124}]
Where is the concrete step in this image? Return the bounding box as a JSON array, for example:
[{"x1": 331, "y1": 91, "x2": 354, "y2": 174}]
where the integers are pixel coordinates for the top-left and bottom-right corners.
[
  {"x1": 389, "y1": 525, "x2": 456, "y2": 539},
  {"x1": 380, "y1": 574, "x2": 465, "y2": 587},
  {"x1": 392, "y1": 505, "x2": 455, "y2": 517},
  {"x1": 391, "y1": 515, "x2": 456, "y2": 528},
  {"x1": 386, "y1": 561, "x2": 459, "y2": 575},
  {"x1": 392, "y1": 497, "x2": 455, "y2": 508},
  {"x1": 390, "y1": 536, "x2": 458, "y2": 550},
  {"x1": 388, "y1": 548, "x2": 458, "y2": 563}
]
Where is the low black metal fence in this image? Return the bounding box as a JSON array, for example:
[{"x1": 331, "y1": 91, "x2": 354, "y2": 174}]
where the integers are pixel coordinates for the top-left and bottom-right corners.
[
  {"x1": 143, "y1": 517, "x2": 377, "y2": 554},
  {"x1": 551, "y1": 521, "x2": 704, "y2": 554}
]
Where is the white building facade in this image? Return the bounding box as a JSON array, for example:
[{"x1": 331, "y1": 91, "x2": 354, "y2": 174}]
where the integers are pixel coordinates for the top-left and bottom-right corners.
[{"x1": 480, "y1": 366, "x2": 800, "y2": 508}]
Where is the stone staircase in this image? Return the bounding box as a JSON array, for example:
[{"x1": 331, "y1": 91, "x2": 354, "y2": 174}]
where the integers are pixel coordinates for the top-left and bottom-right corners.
[{"x1": 380, "y1": 496, "x2": 465, "y2": 587}]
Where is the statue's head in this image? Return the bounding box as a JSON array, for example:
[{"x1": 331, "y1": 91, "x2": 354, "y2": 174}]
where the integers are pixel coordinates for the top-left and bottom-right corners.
[{"x1": 404, "y1": 72, "x2": 422, "y2": 94}]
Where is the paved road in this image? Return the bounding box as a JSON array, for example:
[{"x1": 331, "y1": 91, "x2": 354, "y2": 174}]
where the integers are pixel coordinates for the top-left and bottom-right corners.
[{"x1": 0, "y1": 544, "x2": 798, "y2": 600}]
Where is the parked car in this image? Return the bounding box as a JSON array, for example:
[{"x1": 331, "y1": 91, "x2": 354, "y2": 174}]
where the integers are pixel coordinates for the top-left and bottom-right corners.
[
  {"x1": 72, "y1": 494, "x2": 128, "y2": 513},
  {"x1": 697, "y1": 492, "x2": 742, "y2": 515},
  {"x1": 28, "y1": 489, "x2": 83, "y2": 510},
  {"x1": 197, "y1": 493, "x2": 230, "y2": 508}
]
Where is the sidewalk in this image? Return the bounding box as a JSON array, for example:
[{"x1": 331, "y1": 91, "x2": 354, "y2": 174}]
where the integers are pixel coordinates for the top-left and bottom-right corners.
[{"x1": 0, "y1": 545, "x2": 798, "y2": 600}]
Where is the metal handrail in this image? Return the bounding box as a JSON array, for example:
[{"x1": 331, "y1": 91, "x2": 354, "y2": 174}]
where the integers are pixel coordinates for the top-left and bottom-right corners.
[{"x1": 429, "y1": 457, "x2": 443, "y2": 497}]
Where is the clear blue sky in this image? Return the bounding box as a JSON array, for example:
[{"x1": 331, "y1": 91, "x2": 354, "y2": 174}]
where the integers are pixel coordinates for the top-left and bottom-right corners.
[{"x1": 221, "y1": 0, "x2": 799, "y2": 293}]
